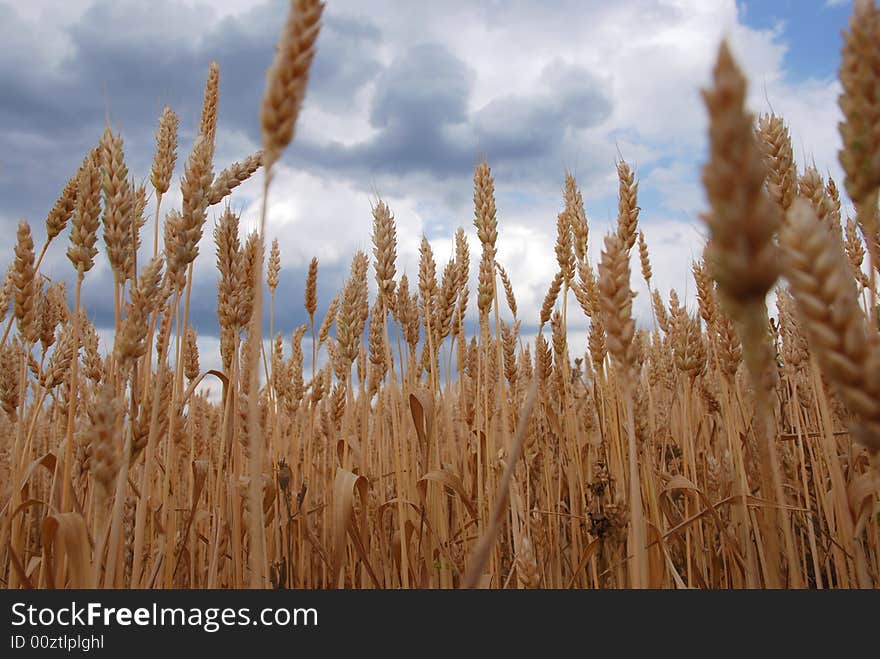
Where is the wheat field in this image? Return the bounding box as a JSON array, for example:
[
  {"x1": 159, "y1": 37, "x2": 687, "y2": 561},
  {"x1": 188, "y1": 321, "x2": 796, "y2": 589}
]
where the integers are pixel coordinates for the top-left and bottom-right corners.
[{"x1": 0, "y1": 0, "x2": 879, "y2": 590}]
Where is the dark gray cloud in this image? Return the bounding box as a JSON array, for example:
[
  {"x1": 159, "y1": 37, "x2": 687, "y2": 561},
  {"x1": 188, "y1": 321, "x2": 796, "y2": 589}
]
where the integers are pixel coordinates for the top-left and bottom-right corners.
[
  {"x1": 292, "y1": 42, "x2": 475, "y2": 178},
  {"x1": 292, "y1": 44, "x2": 613, "y2": 186},
  {"x1": 0, "y1": 0, "x2": 383, "y2": 233},
  {"x1": 65, "y1": 246, "x2": 343, "y2": 342},
  {"x1": 1, "y1": 0, "x2": 614, "y2": 227},
  {"x1": 1, "y1": 0, "x2": 615, "y2": 342},
  {"x1": 470, "y1": 60, "x2": 612, "y2": 179}
]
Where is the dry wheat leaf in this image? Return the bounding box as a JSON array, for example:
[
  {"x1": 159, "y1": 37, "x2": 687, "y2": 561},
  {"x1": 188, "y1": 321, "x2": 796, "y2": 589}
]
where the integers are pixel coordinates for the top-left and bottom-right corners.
[
  {"x1": 409, "y1": 390, "x2": 434, "y2": 446},
  {"x1": 41, "y1": 512, "x2": 93, "y2": 588},
  {"x1": 417, "y1": 469, "x2": 478, "y2": 520}
]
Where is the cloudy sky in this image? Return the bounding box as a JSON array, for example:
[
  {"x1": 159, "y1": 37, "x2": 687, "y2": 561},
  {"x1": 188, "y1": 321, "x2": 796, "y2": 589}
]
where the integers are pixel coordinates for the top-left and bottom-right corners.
[{"x1": 0, "y1": 0, "x2": 857, "y2": 375}]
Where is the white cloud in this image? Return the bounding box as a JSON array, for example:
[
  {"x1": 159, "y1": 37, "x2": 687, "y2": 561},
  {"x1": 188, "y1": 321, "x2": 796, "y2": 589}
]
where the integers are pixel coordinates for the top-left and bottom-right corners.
[{"x1": 236, "y1": 164, "x2": 429, "y2": 274}]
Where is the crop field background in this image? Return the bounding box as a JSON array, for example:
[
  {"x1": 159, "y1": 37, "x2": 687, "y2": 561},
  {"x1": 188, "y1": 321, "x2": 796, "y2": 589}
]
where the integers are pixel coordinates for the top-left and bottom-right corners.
[{"x1": 0, "y1": 0, "x2": 878, "y2": 589}]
